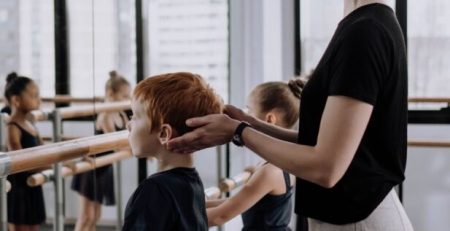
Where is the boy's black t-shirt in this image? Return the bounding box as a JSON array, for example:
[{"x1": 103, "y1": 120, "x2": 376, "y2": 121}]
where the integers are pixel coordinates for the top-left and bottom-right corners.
[
  {"x1": 122, "y1": 167, "x2": 208, "y2": 231},
  {"x1": 295, "y1": 4, "x2": 407, "y2": 224}
]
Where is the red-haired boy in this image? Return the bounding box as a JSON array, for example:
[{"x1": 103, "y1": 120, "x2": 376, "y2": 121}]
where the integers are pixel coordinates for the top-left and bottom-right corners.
[{"x1": 122, "y1": 72, "x2": 223, "y2": 231}]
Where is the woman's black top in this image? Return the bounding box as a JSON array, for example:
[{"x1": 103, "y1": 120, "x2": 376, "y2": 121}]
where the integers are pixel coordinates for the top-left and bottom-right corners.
[{"x1": 295, "y1": 4, "x2": 407, "y2": 224}]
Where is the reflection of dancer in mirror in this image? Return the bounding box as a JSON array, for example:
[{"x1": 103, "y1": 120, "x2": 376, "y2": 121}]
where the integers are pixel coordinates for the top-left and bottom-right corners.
[
  {"x1": 5, "y1": 73, "x2": 46, "y2": 231},
  {"x1": 168, "y1": 1, "x2": 413, "y2": 230},
  {"x1": 71, "y1": 71, "x2": 131, "y2": 231},
  {"x1": 207, "y1": 78, "x2": 305, "y2": 230}
]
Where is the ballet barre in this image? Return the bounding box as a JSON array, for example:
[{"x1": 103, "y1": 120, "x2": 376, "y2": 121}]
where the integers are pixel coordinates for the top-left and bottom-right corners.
[
  {"x1": 42, "y1": 135, "x2": 81, "y2": 142},
  {"x1": 408, "y1": 97, "x2": 450, "y2": 104},
  {"x1": 205, "y1": 187, "x2": 222, "y2": 200},
  {"x1": 408, "y1": 140, "x2": 450, "y2": 148},
  {"x1": 3, "y1": 180, "x2": 10, "y2": 193},
  {"x1": 0, "y1": 95, "x2": 104, "y2": 104},
  {"x1": 57, "y1": 100, "x2": 130, "y2": 119},
  {"x1": 205, "y1": 167, "x2": 256, "y2": 200},
  {"x1": 27, "y1": 150, "x2": 132, "y2": 187},
  {"x1": 0, "y1": 131, "x2": 128, "y2": 176},
  {"x1": 219, "y1": 167, "x2": 255, "y2": 192},
  {"x1": 41, "y1": 95, "x2": 104, "y2": 104}
]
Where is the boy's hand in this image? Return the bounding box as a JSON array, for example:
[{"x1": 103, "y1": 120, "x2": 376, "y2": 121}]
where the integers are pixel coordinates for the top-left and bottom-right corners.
[{"x1": 167, "y1": 114, "x2": 240, "y2": 153}]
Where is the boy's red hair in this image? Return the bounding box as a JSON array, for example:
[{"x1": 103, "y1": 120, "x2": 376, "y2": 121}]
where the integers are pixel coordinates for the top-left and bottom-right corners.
[{"x1": 133, "y1": 72, "x2": 223, "y2": 135}]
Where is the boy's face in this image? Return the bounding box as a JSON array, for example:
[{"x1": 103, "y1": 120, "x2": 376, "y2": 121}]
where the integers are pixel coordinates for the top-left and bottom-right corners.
[{"x1": 128, "y1": 100, "x2": 161, "y2": 158}]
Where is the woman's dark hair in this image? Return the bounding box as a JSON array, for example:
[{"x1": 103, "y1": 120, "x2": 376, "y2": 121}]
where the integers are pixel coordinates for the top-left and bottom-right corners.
[
  {"x1": 4, "y1": 72, "x2": 33, "y2": 102},
  {"x1": 252, "y1": 77, "x2": 307, "y2": 128}
]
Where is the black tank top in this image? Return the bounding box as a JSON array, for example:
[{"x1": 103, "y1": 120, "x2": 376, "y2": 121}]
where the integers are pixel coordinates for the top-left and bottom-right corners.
[
  {"x1": 241, "y1": 170, "x2": 293, "y2": 231},
  {"x1": 94, "y1": 112, "x2": 127, "y2": 157},
  {"x1": 8, "y1": 122, "x2": 40, "y2": 149}
]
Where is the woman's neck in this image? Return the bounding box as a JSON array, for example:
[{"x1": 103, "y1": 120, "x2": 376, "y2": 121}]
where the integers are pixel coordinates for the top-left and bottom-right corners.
[
  {"x1": 157, "y1": 150, "x2": 194, "y2": 172},
  {"x1": 344, "y1": 0, "x2": 388, "y2": 16}
]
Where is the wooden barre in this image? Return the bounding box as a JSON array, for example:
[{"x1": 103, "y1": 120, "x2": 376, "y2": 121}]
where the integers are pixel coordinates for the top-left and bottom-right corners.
[
  {"x1": 408, "y1": 140, "x2": 450, "y2": 148},
  {"x1": 57, "y1": 101, "x2": 130, "y2": 119},
  {"x1": 41, "y1": 95, "x2": 104, "y2": 103},
  {"x1": 1, "y1": 109, "x2": 52, "y2": 122},
  {"x1": 5, "y1": 180, "x2": 11, "y2": 192},
  {"x1": 0, "y1": 130, "x2": 129, "y2": 176},
  {"x1": 204, "y1": 187, "x2": 221, "y2": 200},
  {"x1": 408, "y1": 98, "x2": 450, "y2": 104},
  {"x1": 42, "y1": 136, "x2": 81, "y2": 142},
  {"x1": 219, "y1": 167, "x2": 255, "y2": 192},
  {"x1": 27, "y1": 150, "x2": 132, "y2": 187}
]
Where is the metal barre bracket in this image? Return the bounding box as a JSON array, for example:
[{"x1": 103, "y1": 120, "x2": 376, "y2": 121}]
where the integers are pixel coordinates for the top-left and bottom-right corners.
[{"x1": 0, "y1": 153, "x2": 11, "y2": 177}]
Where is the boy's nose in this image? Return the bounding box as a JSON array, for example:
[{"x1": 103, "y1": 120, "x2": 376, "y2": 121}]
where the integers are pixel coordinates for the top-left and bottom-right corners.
[{"x1": 126, "y1": 121, "x2": 131, "y2": 131}]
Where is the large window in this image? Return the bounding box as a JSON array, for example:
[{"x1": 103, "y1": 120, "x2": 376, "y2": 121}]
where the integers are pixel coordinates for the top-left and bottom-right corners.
[
  {"x1": 408, "y1": 0, "x2": 450, "y2": 110},
  {"x1": 146, "y1": 0, "x2": 229, "y2": 101},
  {"x1": 68, "y1": 0, "x2": 136, "y2": 98},
  {"x1": 300, "y1": 1, "x2": 343, "y2": 74},
  {"x1": 0, "y1": 0, "x2": 55, "y2": 97}
]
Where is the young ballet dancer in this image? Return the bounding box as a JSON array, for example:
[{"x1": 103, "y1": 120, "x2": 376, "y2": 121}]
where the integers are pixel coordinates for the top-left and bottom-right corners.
[
  {"x1": 206, "y1": 78, "x2": 306, "y2": 230},
  {"x1": 71, "y1": 71, "x2": 131, "y2": 231},
  {"x1": 122, "y1": 72, "x2": 223, "y2": 231},
  {"x1": 5, "y1": 73, "x2": 46, "y2": 231}
]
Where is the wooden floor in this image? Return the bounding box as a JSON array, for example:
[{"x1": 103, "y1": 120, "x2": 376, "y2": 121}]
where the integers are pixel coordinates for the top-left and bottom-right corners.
[{"x1": 42, "y1": 225, "x2": 115, "y2": 231}]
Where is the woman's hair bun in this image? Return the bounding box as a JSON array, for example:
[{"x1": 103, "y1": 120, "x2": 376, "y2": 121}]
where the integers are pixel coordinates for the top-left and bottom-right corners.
[{"x1": 287, "y1": 77, "x2": 306, "y2": 99}]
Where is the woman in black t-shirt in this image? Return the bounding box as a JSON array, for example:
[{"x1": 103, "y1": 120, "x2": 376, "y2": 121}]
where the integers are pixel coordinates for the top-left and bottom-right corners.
[{"x1": 168, "y1": 1, "x2": 413, "y2": 231}]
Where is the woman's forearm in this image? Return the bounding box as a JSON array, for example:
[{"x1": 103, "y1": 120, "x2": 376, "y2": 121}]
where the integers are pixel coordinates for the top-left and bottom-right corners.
[
  {"x1": 242, "y1": 127, "x2": 331, "y2": 187},
  {"x1": 249, "y1": 117, "x2": 298, "y2": 143}
]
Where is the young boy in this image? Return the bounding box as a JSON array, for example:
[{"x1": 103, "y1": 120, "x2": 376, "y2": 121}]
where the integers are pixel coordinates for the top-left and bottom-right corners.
[{"x1": 123, "y1": 72, "x2": 223, "y2": 231}]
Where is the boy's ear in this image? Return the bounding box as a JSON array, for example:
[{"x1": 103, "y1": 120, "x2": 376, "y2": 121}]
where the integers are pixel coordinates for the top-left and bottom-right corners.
[
  {"x1": 158, "y1": 124, "x2": 173, "y2": 145},
  {"x1": 265, "y1": 112, "x2": 277, "y2": 125}
]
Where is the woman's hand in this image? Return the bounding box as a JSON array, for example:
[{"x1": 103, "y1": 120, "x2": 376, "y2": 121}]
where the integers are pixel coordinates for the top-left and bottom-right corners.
[
  {"x1": 224, "y1": 105, "x2": 252, "y2": 122},
  {"x1": 167, "y1": 114, "x2": 240, "y2": 153}
]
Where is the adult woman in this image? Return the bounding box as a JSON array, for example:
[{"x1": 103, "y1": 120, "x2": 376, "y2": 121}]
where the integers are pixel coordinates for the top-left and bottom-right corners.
[{"x1": 168, "y1": 0, "x2": 413, "y2": 230}]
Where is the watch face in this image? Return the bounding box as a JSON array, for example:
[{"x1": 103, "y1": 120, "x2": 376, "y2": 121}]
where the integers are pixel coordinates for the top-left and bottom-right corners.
[
  {"x1": 233, "y1": 134, "x2": 240, "y2": 142},
  {"x1": 232, "y1": 134, "x2": 242, "y2": 146}
]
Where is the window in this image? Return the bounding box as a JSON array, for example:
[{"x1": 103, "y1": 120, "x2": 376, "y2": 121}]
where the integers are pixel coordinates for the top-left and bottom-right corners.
[
  {"x1": 0, "y1": 0, "x2": 55, "y2": 97},
  {"x1": 146, "y1": 0, "x2": 229, "y2": 101}
]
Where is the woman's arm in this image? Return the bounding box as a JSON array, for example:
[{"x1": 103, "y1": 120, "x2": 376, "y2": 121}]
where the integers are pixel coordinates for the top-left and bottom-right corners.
[
  {"x1": 225, "y1": 105, "x2": 298, "y2": 143},
  {"x1": 207, "y1": 165, "x2": 279, "y2": 226},
  {"x1": 168, "y1": 96, "x2": 373, "y2": 188}
]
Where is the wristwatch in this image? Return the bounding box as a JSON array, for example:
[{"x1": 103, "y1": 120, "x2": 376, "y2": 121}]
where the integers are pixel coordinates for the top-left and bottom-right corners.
[{"x1": 231, "y1": 122, "x2": 251, "y2": 147}]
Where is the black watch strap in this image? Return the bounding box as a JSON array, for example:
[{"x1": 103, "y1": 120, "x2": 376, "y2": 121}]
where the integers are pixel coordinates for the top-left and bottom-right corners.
[{"x1": 231, "y1": 122, "x2": 251, "y2": 147}]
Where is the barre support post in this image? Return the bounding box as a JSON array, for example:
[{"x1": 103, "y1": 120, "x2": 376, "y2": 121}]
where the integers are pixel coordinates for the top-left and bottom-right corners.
[
  {"x1": 52, "y1": 110, "x2": 65, "y2": 231},
  {"x1": 113, "y1": 161, "x2": 123, "y2": 230},
  {"x1": 0, "y1": 113, "x2": 10, "y2": 230}
]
